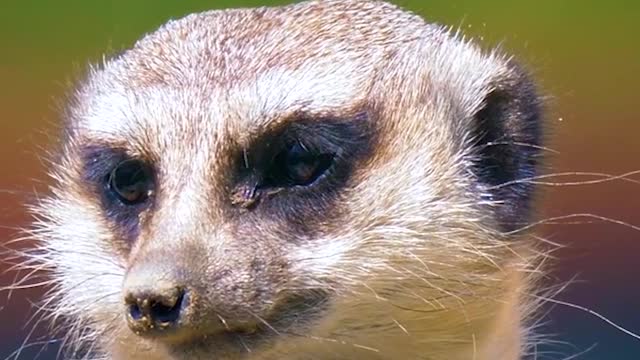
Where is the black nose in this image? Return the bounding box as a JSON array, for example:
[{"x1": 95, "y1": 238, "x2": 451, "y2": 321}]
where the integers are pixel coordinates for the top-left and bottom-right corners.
[{"x1": 125, "y1": 287, "x2": 187, "y2": 335}]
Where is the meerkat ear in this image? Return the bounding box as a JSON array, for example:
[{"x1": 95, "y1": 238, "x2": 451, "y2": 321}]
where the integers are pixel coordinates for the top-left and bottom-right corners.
[{"x1": 472, "y1": 63, "x2": 543, "y2": 232}]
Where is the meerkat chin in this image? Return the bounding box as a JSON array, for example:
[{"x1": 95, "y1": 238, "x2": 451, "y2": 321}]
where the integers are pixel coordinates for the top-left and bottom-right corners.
[{"x1": 28, "y1": 1, "x2": 544, "y2": 359}]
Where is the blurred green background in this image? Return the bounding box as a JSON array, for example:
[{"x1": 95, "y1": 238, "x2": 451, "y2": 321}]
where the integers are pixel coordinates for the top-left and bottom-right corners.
[{"x1": 1, "y1": 1, "x2": 638, "y2": 359}]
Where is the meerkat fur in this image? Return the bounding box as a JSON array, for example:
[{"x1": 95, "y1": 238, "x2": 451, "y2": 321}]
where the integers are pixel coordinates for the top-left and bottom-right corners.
[{"x1": 15, "y1": 1, "x2": 546, "y2": 359}]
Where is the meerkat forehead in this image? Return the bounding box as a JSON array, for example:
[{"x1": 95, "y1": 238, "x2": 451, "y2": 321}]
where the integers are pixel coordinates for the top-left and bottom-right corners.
[{"x1": 70, "y1": 1, "x2": 445, "y2": 144}]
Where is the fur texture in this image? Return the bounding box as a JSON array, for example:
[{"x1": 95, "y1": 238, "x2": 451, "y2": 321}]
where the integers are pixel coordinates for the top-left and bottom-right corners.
[{"x1": 23, "y1": 1, "x2": 544, "y2": 359}]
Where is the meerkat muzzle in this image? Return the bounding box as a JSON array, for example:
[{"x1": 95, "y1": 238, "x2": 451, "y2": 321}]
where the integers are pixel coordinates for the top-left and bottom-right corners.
[
  {"x1": 124, "y1": 286, "x2": 187, "y2": 335},
  {"x1": 122, "y1": 262, "x2": 193, "y2": 337}
]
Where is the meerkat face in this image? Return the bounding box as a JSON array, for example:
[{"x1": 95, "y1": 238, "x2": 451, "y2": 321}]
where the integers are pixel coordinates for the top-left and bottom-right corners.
[{"x1": 33, "y1": 1, "x2": 541, "y2": 359}]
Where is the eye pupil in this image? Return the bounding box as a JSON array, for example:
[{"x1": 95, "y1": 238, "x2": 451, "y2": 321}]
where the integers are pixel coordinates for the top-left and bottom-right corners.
[
  {"x1": 266, "y1": 142, "x2": 333, "y2": 187},
  {"x1": 284, "y1": 146, "x2": 320, "y2": 183},
  {"x1": 109, "y1": 159, "x2": 153, "y2": 205},
  {"x1": 288, "y1": 159, "x2": 319, "y2": 183}
]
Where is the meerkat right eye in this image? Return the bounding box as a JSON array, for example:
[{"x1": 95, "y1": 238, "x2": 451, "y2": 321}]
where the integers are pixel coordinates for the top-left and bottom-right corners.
[
  {"x1": 230, "y1": 115, "x2": 372, "y2": 209},
  {"x1": 265, "y1": 142, "x2": 335, "y2": 188},
  {"x1": 107, "y1": 159, "x2": 154, "y2": 205}
]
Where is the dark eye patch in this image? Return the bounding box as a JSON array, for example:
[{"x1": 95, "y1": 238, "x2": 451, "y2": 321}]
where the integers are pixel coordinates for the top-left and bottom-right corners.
[
  {"x1": 79, "y1": 144, "x2": 156, "y2": 240},
  {"x1": 230, "y1": 112, "x2": 375, "y2": 223}
]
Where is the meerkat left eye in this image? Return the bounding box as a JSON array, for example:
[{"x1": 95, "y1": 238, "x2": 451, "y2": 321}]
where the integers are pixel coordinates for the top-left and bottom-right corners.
[
  {"x1": 266, "y1": 142, "x2": 334, "y2": 187},
  {"x1": 107, "y1": 159, "x2": 154, "y2": 205}
]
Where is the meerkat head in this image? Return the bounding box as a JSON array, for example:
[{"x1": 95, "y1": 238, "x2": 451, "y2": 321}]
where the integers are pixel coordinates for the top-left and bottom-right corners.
[{"x1": 31, "y1": 1, "x2": 542, "y2": 359}]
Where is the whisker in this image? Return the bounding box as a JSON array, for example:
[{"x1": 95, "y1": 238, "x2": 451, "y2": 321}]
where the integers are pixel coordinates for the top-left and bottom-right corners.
[
  {"x1": 505, "y1": 213, "x2": 640, "y2": 234},
  {"x1": 488, "y1": 170, "x2": 640, "y2": 189},
  {"x1": 236, "y1": 334, "x2": 252, "y2": 353},
  {"x1": 2, "y1": 339, "x2": 60, "y2": 360},
  {"x1": 392, "y1": 318, "x2": 409, "y2": 335},
  {"x1": 247, "y1": 311, "x2": 280, "y2": 336},
  {"x1": 534, "y1": 295, "x2": 640, "y2": 342},
  {"x1": 482, "y1": 141, "x2": 560, "y2": 154}
]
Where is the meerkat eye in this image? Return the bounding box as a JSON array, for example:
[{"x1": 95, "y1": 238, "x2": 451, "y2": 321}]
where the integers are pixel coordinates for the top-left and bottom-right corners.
[
  {"x1": 108, "y1": 159, "x2": 154, "y2": 205},
  {"x1": 265, "y1": 142, "x2": 334, "y2": 187}
]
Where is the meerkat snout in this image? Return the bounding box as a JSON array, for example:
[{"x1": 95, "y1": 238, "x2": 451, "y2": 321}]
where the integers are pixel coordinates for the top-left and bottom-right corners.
[
  {"x1": 25, "y1": 1, "x2": 546, "y2": 359},
  {"x1": 124, "y1": 287, "x2": 186, "y2": 335},
  {"x1": 123, "y1": 267, "x2": 189, "y2": 336}
]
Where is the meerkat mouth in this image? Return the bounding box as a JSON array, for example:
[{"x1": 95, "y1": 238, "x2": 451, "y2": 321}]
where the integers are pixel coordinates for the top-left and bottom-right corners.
[{"x1": 164, "y1": 291, "x2": 330, "y2": 354}]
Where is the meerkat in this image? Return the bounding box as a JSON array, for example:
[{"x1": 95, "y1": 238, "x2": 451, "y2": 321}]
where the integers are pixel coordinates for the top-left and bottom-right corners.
[{"x1": 20, "y1": 0, "x2": 545, "y2": 359}]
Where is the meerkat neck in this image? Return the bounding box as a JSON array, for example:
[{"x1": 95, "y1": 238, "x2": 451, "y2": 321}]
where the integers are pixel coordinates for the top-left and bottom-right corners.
[{"x1": 478, "y1": 268, "x2": 525, "y2": 360}]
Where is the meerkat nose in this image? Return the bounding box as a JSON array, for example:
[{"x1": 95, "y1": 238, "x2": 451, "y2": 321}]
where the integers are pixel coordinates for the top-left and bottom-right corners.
[
  {"x1": 125, "y1": 287, "x2": 186, "y2": 331},
  {"x1": 123, "y1": 273, "x2": 190, "y2": 336}
]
